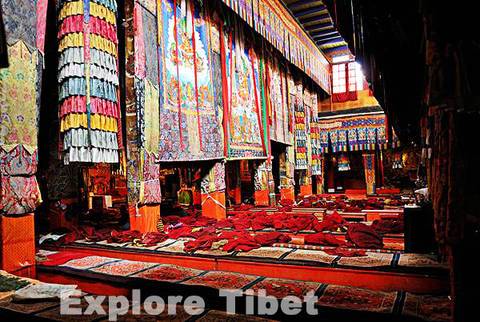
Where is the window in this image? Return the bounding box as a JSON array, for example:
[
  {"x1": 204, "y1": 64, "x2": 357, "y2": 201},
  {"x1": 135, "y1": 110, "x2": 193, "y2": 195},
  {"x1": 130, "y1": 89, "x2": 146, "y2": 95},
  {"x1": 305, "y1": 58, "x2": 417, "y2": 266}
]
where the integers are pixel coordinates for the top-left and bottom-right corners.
[
  {"x1": 332, "y1": 63, "x2": 346, "y2": 94},
  {"x1": 348, "y1": 62, "x2": 357, "y2": 92}
]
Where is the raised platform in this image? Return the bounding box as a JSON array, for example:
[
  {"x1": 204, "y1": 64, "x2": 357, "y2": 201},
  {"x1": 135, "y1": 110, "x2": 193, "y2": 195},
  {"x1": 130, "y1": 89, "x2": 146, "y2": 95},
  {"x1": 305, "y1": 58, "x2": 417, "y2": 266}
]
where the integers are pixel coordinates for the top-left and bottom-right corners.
[
  {"x1": 35, "y1": 250, "x2": 451, "y2": 322},
  {"x1": 40, "y1": 240, "x2": 448, "y2": 294}
]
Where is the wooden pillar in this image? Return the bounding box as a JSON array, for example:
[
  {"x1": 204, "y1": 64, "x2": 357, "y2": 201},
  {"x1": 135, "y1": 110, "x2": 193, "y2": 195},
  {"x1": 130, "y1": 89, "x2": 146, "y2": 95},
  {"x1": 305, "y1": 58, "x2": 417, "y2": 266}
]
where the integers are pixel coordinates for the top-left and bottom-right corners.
[
  {"x1": 201, "y1": 162, "x2": 226, "y2": 220},
  {"x1": 0, "y1": 214, "x2": 36, "y2": 277},
  {"x1": 253, "y1": 160, "x2": 274, "y2": 206},
  {"x1": 362, "y1": 152, "x2": 376, "y2": 195},
  {"x1": 279, "y1": 148, "x2": 295, "y2": 201}
]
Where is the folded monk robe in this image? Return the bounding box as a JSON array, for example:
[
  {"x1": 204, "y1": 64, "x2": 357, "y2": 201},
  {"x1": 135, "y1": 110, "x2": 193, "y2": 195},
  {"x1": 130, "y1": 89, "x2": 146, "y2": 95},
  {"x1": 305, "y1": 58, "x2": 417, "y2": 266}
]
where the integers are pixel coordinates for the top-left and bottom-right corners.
[
  {"x1": 183, "y1": 234, "x2": 219, "y2": 252},
  {"x1": 254, "y1": 232, "x2": 291, "y2": 246},
  {"x1": 214, "y1": 218, "x2": 234, "y2": 229},
  {"x1": 167, "y1": 225, "x2": 194, "y2": 239},
  {"x1": 284, "y1": 214, "x2": 317, "y2": 233},
  {"x1": 304, "y1": 232, "x2": 345, "y2": 247},
  {"x1": 346, "y1": 223, "x2": 384, "y2": 249},
  {"x1": 251, "y1": 212, "x2": 273, "y2": 231},
  {"x1": 140, "y1": 232, "x2": 169, "y2": 247},
  {"x1": 371, "y1": 218, "x2": 404, "y2": 234},
  {"x1": 272, "y1": 212, "x2": 289, "y2": 230},
  {"x1": 108, "y1": 230, "x2": 143, "y2": 243},
  {"x1": 191, "y1": 226, "x2": 217, "y2": 239},
  {"x1": 219, "y1": 231, "x2": 259, "y2": 252},
  {"x1": 313, "y1": 211, "x2": 345, "y2": 232}
]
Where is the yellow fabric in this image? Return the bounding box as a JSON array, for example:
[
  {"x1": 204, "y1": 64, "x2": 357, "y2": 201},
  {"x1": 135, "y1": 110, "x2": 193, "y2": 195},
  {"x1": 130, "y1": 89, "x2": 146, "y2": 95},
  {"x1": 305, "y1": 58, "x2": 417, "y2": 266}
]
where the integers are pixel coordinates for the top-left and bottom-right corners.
[
  {"x1": 0, "y1": 41, "x2": 38, "y2": 154},
  {"x1": 144, "y1": 80, "x2": 160, "y2": 154},
  {"x1": 58, "y1": 33, "x2": 84, "y2": 52},
  {"x1": 90, "y1": 34, "x2": 117, "y2": 57},
  {"x1": 90, "y1": 2, "x2": 116, "y2": 25},
  {"x1": 60, "y1": 113, "x2": 118, "y2": 132},
  {"x1": 58, "y1": 1, "x2": 83, "y2": 21}
]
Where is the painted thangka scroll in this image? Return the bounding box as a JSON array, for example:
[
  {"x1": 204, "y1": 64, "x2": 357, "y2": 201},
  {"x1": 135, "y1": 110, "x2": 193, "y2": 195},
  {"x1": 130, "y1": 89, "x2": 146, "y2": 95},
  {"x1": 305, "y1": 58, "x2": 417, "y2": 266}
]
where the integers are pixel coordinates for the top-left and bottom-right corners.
[
  {"x1": 223, "y1": 20, "x2": 265, "y2": 159},
  {"x1": 266, "y1": 54, "x2": 292, "y2": 146},
  {"x1": 158, "y1": 0, "x2": 223, "y2": 161},
  {"x1": 57, "y1": 0, "x2": 122, "y2": 164},
  {"x1": 0, "y1": 0, "x2": 47, "y2": 215}
]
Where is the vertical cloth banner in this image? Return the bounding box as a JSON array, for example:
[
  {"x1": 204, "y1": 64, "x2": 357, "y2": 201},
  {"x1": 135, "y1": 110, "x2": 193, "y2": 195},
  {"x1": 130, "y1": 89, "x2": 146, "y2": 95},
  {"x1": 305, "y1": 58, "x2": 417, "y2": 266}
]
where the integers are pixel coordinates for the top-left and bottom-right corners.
[
  {"x1": 158, "y1": 0, "x2": 223, "y2": 161},
  {"x1": 1, "y1": 0, "x2": 47, "y2": 215},
  {"x1": 363, "y1": 152, "x2": 376, "y2": 195}
]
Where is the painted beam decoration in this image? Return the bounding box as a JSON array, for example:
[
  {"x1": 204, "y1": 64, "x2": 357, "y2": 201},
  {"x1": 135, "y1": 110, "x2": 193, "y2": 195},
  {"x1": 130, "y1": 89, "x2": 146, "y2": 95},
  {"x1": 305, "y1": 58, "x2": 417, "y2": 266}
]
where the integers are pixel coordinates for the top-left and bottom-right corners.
[
  {"x1": 221, "y1": 0, "x2": 331, "y2": 94},
  {"x1": 317, "y1": 112, "x2": 388, "y2": 153}
]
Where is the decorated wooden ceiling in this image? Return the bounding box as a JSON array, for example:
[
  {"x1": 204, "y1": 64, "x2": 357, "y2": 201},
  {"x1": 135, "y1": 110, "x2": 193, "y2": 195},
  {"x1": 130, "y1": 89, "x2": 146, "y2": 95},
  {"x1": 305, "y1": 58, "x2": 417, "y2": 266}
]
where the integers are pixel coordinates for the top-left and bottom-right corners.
[{"x1": 282, "y1": 0, "x2": 352, "y2": 61}]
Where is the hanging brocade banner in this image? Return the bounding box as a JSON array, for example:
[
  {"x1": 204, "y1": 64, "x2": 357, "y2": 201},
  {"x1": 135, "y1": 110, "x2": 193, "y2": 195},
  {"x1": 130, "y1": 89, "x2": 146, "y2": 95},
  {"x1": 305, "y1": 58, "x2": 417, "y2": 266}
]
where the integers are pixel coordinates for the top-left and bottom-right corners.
[
  {"x1": 1, "y1": 0, "x2": 47, "y2": 215},
  {"x1": 57, "y1": 0, "x2": 121, "y2": 164},
  {"x1": 158, "y1": 0, "x2": 223, "y2": 161},
  {"x1": 219, "y1": 0, "x2": 330, "y2": 94},
  {"x1": 224, "y1": 22, "x2": 266, "y2": 159},
  {"x1": 293, "y1": 81, "x2": 308, "y2": 169}
]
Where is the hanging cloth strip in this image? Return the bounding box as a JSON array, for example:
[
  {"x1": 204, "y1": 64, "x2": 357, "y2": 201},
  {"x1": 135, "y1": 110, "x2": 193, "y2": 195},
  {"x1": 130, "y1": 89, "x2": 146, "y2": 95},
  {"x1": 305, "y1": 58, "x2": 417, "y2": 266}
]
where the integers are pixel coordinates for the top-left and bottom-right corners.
[
  {"x1": 190, "y1": 1, "x2": 203, "y2": 150},
  {"x1": 173, "y1": 0, "x2": 183, "y2": 149},
  {"x1": 250, "y1": 48, "x2": 266, "y2": 155}
]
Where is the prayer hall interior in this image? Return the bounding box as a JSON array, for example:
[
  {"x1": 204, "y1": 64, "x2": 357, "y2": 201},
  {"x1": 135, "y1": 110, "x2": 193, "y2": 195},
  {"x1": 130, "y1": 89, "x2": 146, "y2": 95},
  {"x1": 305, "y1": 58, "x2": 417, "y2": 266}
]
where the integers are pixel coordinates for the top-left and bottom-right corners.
[{"x1": 1, "y1": 0, "x2": 478, "y2": 321}]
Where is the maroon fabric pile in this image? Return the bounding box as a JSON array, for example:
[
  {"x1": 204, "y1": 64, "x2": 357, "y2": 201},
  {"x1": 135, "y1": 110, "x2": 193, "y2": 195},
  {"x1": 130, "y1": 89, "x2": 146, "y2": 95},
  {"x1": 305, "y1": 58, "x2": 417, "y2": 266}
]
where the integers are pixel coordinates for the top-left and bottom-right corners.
[
  {"x1": 304, "y1": 232, "x2": 345, "y2": 247},
  {"x1": 371, "y1": 218, "x2": 404, "y2": 234},
  {"x1": 346, "y1": 223, "x2": 384, "y2": 249},
  {"x1": 313, "y1": 211, "x2": 345, "y2": 232}
]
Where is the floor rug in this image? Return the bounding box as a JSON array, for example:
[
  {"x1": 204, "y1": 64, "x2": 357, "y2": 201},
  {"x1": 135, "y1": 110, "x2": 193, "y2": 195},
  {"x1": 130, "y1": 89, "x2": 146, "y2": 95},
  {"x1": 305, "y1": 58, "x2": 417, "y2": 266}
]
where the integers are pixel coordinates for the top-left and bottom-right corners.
[
  {"x1": 318, "y1": 284, "x2": 397, "y2": 313},
  {"x1": 236, "y1": 247, "x2": 291, "y2": 259},
  {"x1": 183, "y1": 271, "x2": 260, "y2": 290},
  {"x1": 131, "y1": 264, "x2": 204, "y2": 283},
  {"x1": 402, "y1": 293, "x2": 451, "y2": 322},
  {"x1": 336, "y1": 252, "x2": 394, "y2": 268},
  {"x1": 59, "y1": 255, "x2": 119, "y2": 270},
  {"x1": 88, "y1": 260, "x2": 158, "y2": 277},
  {"x1": 282, "y1": 249, "x2": 337, "y2": 265},
  {"x1": 247, "y1": 278, "x2": 321, "y2": 301}
]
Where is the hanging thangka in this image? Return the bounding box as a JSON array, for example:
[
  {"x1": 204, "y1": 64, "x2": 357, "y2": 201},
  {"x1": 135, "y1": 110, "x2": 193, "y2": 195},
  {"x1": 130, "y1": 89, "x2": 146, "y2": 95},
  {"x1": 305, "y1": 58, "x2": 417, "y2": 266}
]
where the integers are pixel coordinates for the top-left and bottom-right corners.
[
  {"x1": 224, "y1": 19, "x2": 266, "y2": 159},
  {"x1": 266, "y1": 53, "x2": 291, "y2": 146},
  {"x1": 0, "y1": 0, "x2": 47, "y2": 215},
  {"x1": 57, "y1": 0, "x2": 122, "y2": 164},
  {"x1": 158, "y1": 0, "x2": 223, "y2": 161}
]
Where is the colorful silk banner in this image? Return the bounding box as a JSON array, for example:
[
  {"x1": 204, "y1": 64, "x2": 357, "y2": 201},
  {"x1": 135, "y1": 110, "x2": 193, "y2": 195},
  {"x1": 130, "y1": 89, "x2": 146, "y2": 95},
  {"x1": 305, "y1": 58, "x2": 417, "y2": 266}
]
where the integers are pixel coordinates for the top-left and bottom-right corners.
[{"x1": 158, "y1": 0, "x2": 223, "y2": 161}]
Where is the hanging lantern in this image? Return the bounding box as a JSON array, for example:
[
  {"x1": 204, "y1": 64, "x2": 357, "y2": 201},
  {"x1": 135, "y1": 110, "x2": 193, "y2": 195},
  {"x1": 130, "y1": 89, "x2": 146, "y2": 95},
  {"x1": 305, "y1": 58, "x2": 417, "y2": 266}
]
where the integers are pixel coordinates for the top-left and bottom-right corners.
[{"x1": 337, "y1": 153, "x2": 351, "y2": 171}]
